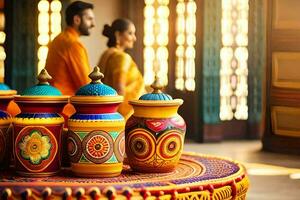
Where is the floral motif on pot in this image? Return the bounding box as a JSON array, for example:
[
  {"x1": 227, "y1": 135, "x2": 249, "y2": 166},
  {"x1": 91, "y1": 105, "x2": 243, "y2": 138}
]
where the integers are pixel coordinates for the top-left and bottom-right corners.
[
  {"x1": 18, "y1": 131, "x2": 51, "y2": 164},
  {"x1": 82, "y1": 130, "x2": 114, "y2": 164},
  {"x1": 15, "y1": 126, "x2": 58, "y2": 172},
  {"x1": 68, "y1": 130, "x2": 125, "y2": 164}
]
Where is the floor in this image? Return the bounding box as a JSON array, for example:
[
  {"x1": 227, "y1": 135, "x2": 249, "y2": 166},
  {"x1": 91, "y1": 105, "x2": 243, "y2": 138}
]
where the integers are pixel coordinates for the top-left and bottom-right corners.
[{"x1": 184, "y1": 140, "x2": 300, "y2": 200}]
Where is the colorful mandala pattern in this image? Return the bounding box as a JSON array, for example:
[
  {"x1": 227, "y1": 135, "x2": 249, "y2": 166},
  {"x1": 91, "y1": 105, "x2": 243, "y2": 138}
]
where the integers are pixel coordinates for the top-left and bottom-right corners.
[
  {"x1": 15, "y1": 126, "x2": 58, "y2": 172},
  {"x1": 127, "y1": 129, "x2": 155, "y2": 161},
  {"x1": 114, "y1": 131, "x2": 125, "y2": 162},
  {"x1": 82, "y1": 131, "x2": 113, "y2": 164},
  {"x1": 0, "y1": 153, "x2": 250, "y2": 200},
  {"x1": 67, "y1": 131, "x2": 82, "y2": 163},
  {"x1": 125, "y1": 115, "x2": 186, "y2": 171},
  {"x1": 156, "y1": 130, "x2": 182, "y2": 160},
  {"x1": 0, "y1": 129, "x2": 5, "y2": 161},
  {"x1": 19, "y1": 131, "x2": 51, "y2": 164}
]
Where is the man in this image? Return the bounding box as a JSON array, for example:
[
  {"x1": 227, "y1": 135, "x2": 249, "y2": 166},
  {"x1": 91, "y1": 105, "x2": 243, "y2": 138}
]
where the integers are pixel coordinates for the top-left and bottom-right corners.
[{"x1": 45, "y1": 1, "x2": 95, "y2": 95}]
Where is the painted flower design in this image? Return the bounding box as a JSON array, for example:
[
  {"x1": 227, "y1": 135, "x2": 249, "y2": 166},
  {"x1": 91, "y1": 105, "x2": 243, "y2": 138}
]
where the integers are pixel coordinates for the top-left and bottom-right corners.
[
  {"x1": 19, "y1": 131, "x2": 51, "y2": 164},
  {"x1": 86, "y1": 135, "x2": 109, "y2": 159}
]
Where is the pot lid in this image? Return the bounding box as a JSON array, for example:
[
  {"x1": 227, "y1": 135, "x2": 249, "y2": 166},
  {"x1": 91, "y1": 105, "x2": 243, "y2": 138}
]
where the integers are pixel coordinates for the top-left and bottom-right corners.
[
  {"x1": 139, "y1": 76, "x2": 173, "y2": 101},
  {"x1": 76, "y1": 66, "x2": 117, "y2": 96},
  {"x1": 0, "y1": 83, "x2": 10, "y2": 90},
  {"x1": 0, "y1": 83, "x2": 17, "y2": 96},
  {"x1": 14, "y1": 69, "x2": 68, "y2": 103},
  {"x1": 71, "y1": 66, "x2": 123, "y2": 104},
  {"x1": 22, "y1": 69, "x2": 62, "y2": 96},
  {"x1": 130, "y1": 76, "x2": 183, "y2": 107}
]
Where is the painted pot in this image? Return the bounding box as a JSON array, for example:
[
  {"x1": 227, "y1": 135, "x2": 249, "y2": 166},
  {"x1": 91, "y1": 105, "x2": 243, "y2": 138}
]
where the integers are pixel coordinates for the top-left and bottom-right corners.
[
  {"x1": 13, "y1": 69, "x2": 68, "y2": 177},
  {"x1": 68, "y1": 66, "x2": 125, "y2": 177},
  {"x1": 0, "y1": 84, "x2": 17, "y2": 169},
  {"x1": 126, "y1": 77, "x2": 186, "y2": 173}
]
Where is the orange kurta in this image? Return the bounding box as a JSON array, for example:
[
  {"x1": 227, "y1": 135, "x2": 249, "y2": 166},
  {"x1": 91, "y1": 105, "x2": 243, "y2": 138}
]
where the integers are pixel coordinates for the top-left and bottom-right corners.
[
  {"x1": 98, "y1": 48, "x2": 145, "y2": 120},
  {"x1": 45, "y1": 27, "x2": 90, "y2": 96},
  {"x1": 45, "y1": 27, "x2": 90, "y2": 118}
]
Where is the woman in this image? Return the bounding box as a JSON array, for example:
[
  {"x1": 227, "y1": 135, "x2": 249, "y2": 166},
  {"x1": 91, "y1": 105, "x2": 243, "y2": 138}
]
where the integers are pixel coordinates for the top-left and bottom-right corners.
[{"x1": 98, "y1": 18, "x2": 145, "y2": 120}]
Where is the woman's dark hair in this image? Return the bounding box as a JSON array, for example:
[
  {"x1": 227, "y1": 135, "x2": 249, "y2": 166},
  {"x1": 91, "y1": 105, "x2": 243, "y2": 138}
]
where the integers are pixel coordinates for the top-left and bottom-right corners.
[
  {"x1": 65, "y1": 1, "x2": 94, "y2": 26},
  {"x1": 102, "y1": 18, "x2": 132, "y2": 47}
]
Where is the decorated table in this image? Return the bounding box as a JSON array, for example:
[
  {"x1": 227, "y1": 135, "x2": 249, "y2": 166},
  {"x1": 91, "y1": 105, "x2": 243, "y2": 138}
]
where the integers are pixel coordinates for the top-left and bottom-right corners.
[
  {"x1": 0, "y1": 152, "x2": 249, "y2": 200},
  {"x1": 0, "y1": 69, "x2": 249, "y2": 199}
]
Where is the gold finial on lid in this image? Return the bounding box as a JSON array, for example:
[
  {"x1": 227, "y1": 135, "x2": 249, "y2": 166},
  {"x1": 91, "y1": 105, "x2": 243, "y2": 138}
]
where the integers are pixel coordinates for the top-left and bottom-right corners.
[
  {"x1": 37, "y1": 69, "x2": 52, "y2": 85},
  {"x1": 89, "y1": 66, "x2": 104, "y2": 84},
  {"x1": 151, "y1": 75, "x2": 164, "y2": 94}
]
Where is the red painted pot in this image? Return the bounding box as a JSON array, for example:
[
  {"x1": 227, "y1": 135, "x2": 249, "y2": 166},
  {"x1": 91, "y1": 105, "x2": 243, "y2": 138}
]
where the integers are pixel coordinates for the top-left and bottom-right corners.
[
  {"x1": 13, "y1": 69, "x2": 68, "y2": 177},
  {"x1": 126, "y1": 77, "x2": 186, "y2": 173}
]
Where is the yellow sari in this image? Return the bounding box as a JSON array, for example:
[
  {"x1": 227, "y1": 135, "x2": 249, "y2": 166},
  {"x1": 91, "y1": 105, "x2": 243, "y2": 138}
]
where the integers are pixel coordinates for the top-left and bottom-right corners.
[{"x1": 98, "y1": 48, "x2": 145, "y2": 120}]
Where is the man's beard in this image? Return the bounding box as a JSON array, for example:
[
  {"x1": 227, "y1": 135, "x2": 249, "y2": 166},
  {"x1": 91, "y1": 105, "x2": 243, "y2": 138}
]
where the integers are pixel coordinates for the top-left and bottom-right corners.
[{"x1": 78, "y1": 23, "x2": 90, "y2": 36}]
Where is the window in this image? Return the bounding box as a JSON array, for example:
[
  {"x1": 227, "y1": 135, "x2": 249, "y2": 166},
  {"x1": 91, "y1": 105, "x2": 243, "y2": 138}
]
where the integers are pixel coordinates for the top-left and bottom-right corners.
[
  {"x1": 37, "y1": 0, "x2": 62, "y2": 73},
  {"x1": 220, "y1": 0, "x2": 249, "y2": 120}
]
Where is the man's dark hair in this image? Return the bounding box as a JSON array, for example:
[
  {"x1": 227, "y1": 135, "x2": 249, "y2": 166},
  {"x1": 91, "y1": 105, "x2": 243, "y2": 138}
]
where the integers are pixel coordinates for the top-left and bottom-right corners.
[{"x1": 65, "y1": 1, "x2": 94, "y2": 26}]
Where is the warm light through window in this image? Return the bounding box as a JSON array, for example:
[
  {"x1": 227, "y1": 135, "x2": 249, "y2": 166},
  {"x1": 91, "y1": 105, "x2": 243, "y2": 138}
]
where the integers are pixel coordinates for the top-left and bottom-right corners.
[
  {"x1": 143, "y1": 0, "x2": 169, "y2": 86},
  {"x1": 0, "y1": 11, "x2": 5, "y2": 82},
  {"x1": 220, "y1": 0, "x2": 249, "y2": 120},
  {"x1": 175, "y1": 0, "x2": 196, "y2": 91},
  {"x1": 37, "y1": 0, "x2": 62, "y2": 73}
]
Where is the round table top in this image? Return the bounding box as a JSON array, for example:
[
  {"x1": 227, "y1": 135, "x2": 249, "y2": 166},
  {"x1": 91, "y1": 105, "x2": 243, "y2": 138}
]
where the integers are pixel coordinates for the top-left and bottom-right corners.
[{"x1": 0, "y1": 152, "x2": 249, "y2": 200}]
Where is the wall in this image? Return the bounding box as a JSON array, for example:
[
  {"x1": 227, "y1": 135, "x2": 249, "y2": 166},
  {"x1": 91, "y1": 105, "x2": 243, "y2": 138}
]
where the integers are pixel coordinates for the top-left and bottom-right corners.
[{"x1": 74, "y1": 0, "x2": 123, "y2": 68}]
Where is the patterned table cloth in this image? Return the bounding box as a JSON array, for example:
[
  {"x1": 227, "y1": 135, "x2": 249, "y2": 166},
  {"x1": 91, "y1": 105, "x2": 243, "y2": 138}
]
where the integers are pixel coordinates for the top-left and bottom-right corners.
[{"x1": 0, "y1": 152, "x2": 249, "y2": 199}]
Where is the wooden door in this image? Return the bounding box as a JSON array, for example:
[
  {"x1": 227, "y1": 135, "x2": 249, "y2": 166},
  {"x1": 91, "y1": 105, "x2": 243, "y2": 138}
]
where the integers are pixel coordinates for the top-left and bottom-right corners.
[{"x1": 263, "y1": 0, "x2": 300, "y2": 154}]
